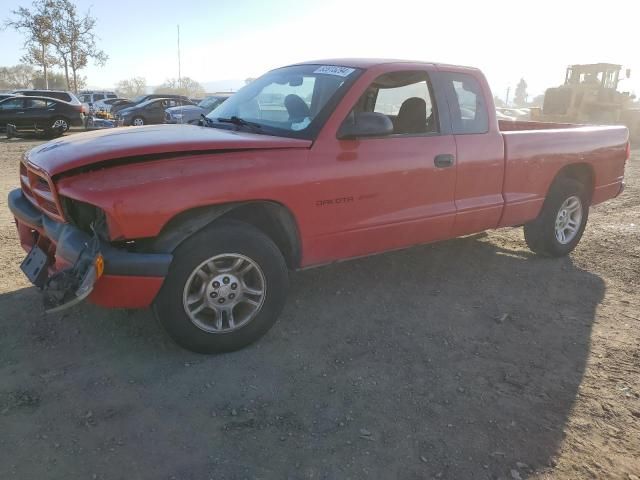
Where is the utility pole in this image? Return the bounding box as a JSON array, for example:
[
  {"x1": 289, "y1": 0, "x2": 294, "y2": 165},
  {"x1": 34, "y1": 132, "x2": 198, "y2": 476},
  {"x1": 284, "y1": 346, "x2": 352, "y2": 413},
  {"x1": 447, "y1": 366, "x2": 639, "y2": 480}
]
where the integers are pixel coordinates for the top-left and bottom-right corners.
[
  {"x1": 177, "y1": 24, "x2": 182, "y2": 92},
  {"x1": 505, "y1": 87, "x2": 510, "y2": 106}
]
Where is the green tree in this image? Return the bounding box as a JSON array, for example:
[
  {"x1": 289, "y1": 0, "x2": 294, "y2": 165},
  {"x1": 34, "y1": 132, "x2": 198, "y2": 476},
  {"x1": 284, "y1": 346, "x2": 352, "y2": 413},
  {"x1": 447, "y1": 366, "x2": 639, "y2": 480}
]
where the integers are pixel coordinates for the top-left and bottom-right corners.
[
  {"x1": 514, "y1": 78, "x2": 528, "y2": 107},
  {"x1": 5, "y1": 0, "x2": 57, "y2": 89},
  {"x1": 115, "y1": 77, "x2": 147, "y2": 98},
  {"x1": 50, "y1": 0, "x2": 107, "y2": 92}
]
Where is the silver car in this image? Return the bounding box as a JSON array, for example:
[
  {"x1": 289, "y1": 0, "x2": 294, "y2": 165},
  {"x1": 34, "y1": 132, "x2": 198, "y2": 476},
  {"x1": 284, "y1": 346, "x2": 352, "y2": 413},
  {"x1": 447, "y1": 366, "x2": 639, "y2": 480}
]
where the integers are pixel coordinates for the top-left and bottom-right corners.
[{"x1": 164, "y1": 94, "x2": 231, "y2": 124}]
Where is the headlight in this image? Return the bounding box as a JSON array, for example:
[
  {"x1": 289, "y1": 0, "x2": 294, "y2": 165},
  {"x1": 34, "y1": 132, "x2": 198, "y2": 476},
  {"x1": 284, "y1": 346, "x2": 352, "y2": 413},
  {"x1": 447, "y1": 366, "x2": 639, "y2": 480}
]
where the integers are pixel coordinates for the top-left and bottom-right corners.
[{"x1": 60, "y1": 197, "x2": 106, "y2": 236}]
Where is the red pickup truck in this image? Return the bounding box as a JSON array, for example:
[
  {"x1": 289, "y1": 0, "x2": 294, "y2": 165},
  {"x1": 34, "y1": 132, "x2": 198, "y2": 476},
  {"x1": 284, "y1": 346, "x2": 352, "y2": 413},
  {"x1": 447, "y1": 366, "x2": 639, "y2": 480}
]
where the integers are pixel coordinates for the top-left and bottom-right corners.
[{"x1": 9, "y1": 59, "x2": 629, "y2": 353}]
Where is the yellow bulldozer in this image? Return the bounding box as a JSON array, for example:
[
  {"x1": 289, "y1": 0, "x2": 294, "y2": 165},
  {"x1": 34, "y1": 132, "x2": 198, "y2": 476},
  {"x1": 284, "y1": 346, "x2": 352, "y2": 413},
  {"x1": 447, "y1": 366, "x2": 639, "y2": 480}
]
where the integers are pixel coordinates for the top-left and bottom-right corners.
[{"x1": 531, "y1": 63, "x2": 640, "y2": 139}]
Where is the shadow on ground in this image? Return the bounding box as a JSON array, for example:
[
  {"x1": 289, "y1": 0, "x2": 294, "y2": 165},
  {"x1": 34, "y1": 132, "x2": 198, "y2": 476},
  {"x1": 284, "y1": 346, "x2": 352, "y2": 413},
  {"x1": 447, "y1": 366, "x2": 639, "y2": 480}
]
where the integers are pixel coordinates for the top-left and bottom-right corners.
[{"x1": 0, "y1": 233, "x2": 604, "y2": 479}]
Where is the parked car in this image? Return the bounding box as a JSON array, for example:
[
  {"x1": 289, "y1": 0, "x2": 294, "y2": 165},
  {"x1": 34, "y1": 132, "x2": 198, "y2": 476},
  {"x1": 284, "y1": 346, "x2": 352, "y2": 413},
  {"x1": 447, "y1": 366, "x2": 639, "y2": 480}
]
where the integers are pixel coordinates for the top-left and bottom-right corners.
[
  {"x1": 495, "y1": 109, "x2": 516, "y2": 121},
  {"x1": 12, "y1": 89, "x2": 83, "y2": 107},
  {"x1": 9, "y1": 59, "x2": 629, "y2": 354},
  {"x1": 497, "y1": 107, "x2": 530, "y2": 120},
  {"x1": 117, "y1": 97, "x2": 195, "y2": 126},
  {"x1": 79, "y1": 90, "x2": 118, "y2": 113},
  {"x1": 165, "y1": 94, "x2": 231, "y2": 124},
  {"x1": 111, "y1": 94, "x2": 191, "y2": 116},
  {"x1": 92, "y1": 97, "x2": 129, "y2": 116},
  {"x1": 0, "y1": 95, "x2": 84, "y2": 134}
]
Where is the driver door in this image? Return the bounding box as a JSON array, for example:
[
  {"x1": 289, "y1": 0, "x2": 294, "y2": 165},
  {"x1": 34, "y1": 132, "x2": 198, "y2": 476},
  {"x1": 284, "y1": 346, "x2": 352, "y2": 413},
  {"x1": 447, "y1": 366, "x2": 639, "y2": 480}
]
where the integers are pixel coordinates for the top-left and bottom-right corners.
[{"x1": 304, "y1": 67, "x2": 458, "y2": 265}]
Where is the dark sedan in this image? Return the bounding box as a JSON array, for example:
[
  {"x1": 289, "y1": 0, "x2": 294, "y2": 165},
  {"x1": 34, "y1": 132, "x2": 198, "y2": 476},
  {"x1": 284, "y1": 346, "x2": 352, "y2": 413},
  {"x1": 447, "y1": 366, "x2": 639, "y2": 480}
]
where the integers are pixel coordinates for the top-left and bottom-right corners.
[
  {"x1": 0, "y1": 96, "x2": 85, "y2": 135},
  {"x1": 117, "y1": 97, "x2": 195, "y2": 126},
  {"x1": 111, "y1": 94, "x2": 191, "y2": 116}
]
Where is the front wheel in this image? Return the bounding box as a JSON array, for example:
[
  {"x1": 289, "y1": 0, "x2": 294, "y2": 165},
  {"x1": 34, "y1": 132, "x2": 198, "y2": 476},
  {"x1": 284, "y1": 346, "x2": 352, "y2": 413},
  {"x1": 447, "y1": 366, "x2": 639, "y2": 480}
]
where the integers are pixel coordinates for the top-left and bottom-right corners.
[
  {"x1": 132, "y1": 116, "x2": 145, "y2": 126},
  {"x1": 523, "y1": 178, "x2": 589, "y2": 257},
  {"x1": 153, "y1": 220, "x2": 289, "y2": 353}
]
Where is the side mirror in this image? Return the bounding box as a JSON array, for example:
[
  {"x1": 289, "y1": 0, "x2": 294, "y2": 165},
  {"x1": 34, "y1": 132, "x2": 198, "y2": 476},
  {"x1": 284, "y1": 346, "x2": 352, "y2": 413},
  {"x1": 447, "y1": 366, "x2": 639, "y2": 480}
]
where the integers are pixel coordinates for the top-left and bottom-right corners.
[{"x1": 338, "y1": 112, "x2": 394, "y2": 139}]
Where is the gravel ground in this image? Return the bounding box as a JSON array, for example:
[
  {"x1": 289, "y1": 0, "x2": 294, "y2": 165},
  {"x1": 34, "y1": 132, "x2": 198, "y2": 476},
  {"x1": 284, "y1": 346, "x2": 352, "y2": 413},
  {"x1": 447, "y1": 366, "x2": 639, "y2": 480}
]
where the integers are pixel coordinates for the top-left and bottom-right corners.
[{"x1": 0, "y1": 134, "x2": 638, "y2": 480}]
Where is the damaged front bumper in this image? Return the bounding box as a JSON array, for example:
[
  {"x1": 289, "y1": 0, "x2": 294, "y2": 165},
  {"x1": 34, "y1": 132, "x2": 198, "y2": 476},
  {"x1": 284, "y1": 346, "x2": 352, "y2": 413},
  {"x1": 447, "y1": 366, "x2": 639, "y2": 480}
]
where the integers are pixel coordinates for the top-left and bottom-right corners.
[{"x1": 8, "y1": 189, "x2": 173, "y2": 311}]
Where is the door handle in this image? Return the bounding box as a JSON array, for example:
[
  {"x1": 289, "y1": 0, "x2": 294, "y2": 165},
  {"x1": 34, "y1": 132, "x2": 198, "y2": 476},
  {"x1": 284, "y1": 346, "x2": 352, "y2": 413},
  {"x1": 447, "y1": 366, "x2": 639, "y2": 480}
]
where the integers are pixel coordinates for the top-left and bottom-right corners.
[{"x1": 434, "y1": 154, "x2": 455, "y2": 168}]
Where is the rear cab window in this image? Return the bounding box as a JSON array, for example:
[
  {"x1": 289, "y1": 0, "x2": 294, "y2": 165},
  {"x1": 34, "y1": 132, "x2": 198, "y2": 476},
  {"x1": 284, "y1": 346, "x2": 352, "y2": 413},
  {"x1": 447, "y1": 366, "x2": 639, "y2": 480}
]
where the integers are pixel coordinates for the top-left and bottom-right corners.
[{"x1": 440, "y1": 72, "x2": 489, "y2": 134}]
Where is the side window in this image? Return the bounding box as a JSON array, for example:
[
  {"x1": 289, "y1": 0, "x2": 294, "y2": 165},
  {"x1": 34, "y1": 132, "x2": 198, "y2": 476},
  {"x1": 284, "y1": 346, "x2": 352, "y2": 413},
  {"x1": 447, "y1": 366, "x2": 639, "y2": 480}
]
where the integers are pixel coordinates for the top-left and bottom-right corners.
[
  {"x1": 107, "y1": 94, "x2": 117, "y2": 99},
  {"x1": 349, "y1": 71, "x2": 437, "y2": 135},
  {"x1": 26, "y1": 98, "x2": 47, "y2": 109},
  {"x1": 0, "y1": 98, "x2": 24, "y2": 110},
  {"x1": 442, "y1": 72, "x2": 489, "y2": 134},
  {"x1": 93, "y1": 94, "x2": 105, "y2": 101}
]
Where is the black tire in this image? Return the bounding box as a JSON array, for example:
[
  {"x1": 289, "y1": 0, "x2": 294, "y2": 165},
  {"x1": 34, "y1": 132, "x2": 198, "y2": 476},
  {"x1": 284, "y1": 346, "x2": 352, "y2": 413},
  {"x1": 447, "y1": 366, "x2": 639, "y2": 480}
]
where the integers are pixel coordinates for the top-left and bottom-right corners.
[
  {"x1": 523, "y1": 178, "x2": 589, "y2": 257},
  {"x1": 48, "y1": 116, "x2": 69, "y2": 137},
  {"x1": 153, "y1": 220, "x2": 289, "y2": 353},
  {"x1": 131, "y1": 116, "x2": 145, "y2": 126}
]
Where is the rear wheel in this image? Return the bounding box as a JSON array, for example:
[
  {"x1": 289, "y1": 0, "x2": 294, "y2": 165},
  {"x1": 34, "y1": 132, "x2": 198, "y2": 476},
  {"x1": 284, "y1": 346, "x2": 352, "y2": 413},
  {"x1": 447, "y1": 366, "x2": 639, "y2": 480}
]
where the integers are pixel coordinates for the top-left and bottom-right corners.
[
  {"x1": 50, "y1": 116, "x2": 69, "y2": 133},
  {"x1": 153, "y1": 220, "x2": 289, "y2": 353},
  {"x1": 523, "y1": 178, "x2": 589, "y2": 257}
]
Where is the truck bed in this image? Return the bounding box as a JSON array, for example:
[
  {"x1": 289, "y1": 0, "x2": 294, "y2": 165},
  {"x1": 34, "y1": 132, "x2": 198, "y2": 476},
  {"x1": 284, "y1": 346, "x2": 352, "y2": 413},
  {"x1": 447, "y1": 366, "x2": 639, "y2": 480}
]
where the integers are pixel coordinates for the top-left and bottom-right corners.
[{"x1": 498, "y1": 121, "x2": 628, "y2": 227}]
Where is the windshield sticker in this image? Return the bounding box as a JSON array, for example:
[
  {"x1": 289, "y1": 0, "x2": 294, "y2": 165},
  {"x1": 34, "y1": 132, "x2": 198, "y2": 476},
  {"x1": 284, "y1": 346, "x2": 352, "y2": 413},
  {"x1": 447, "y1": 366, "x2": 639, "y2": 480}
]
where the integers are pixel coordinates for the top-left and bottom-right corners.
[{"x1": 313, "y1": 66, "x2": 356, "y2": 77}]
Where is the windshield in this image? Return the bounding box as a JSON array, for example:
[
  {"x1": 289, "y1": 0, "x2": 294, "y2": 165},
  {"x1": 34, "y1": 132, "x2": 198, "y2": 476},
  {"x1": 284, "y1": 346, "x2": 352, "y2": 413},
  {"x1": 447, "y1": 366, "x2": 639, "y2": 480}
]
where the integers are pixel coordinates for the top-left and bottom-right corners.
[
  {"x1": 199, "y1": 96, "x2": 223, "y2": 109},
  {"x1": 206, "y1": 64, "x2": 362, "y2": 139},
  {"x1": 135, "y1": 99, "x2": 159, "y2": 108},
  {"x1": 131, "y1": 95, "x2": 146, "y2": 103}
]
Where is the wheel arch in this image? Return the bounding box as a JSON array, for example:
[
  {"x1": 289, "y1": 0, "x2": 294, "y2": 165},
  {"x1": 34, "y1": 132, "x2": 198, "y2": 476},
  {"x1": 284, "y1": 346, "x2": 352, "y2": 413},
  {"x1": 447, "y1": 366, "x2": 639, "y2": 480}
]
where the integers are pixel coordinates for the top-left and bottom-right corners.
[
  {"x1": 151, "y1": 201, "x2": 302, "y2": 269},
  {"x1": 549, "y1": 162, "x2": 595, "y2": 203}
]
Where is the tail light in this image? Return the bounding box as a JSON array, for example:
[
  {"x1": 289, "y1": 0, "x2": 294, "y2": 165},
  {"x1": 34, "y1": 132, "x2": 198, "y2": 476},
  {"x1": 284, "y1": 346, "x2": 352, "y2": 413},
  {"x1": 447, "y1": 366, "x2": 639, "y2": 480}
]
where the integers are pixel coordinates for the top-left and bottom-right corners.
[
  {"x1": 20, "y1": 162, "x2": 65, "y2": 222},
  {"x1": 75, "y1": 104, "x2": 86, "y2": 114}
]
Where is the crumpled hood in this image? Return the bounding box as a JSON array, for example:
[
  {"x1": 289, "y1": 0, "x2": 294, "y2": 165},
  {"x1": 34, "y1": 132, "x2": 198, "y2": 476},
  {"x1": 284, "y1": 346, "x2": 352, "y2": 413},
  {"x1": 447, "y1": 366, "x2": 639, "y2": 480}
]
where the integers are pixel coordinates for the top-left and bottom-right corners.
[{"x1": 26, "y1": 124, "x2": 312, "y2": 177}]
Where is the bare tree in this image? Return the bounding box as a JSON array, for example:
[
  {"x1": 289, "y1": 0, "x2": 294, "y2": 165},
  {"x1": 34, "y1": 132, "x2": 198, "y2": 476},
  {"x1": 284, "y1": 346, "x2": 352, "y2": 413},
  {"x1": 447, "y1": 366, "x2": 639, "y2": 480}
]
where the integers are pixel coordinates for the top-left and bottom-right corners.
[
  {"x1": 0, "y1": 64, "x2": 36, "y2": 89},
  {"x1": 33, "y1": 70, "x2": 75, "y2": 89},
  {"x1": 116, "y1": 77, "x2": 147, "y2": 98},
  {"x1": 155, "y1": 77, "x2": 205, "y2": 98},
  {"x1": 5, "y1": 0, "x2": 57, "y2": 89},
  {"x1": 50, "y1": 0, "x2": 107, "y2": 92}
]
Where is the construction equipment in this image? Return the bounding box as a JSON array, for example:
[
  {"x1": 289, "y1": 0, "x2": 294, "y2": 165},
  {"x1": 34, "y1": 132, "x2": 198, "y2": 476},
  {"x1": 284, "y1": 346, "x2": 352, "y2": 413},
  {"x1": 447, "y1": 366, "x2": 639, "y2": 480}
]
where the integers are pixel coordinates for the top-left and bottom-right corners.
[{"x1": 531, "y1": 63, "x2": 640, "y2": 139}]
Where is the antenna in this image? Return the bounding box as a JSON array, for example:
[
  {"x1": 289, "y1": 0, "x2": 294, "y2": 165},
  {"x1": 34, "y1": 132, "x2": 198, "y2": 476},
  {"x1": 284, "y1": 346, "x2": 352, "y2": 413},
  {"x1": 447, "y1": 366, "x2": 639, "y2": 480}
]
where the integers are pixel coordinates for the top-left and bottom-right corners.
[{"x1": 177, "y1": 24, "x2": 183, "y2": 122}]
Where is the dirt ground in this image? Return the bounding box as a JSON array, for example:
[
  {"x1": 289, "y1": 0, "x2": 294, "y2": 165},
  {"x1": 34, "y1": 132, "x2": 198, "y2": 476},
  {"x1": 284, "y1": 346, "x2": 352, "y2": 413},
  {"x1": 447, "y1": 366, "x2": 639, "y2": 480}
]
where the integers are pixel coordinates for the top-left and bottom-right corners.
[{"x1": 0, "y1": 134, "x2": 638, "y2": 480}]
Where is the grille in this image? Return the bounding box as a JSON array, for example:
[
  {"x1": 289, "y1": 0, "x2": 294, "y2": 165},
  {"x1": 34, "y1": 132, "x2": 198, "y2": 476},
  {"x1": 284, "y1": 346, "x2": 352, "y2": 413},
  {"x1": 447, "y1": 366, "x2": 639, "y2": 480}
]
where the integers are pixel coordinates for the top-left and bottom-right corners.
[{"x1": 20, "y1": 161, "x2": 65, "y2": 222}]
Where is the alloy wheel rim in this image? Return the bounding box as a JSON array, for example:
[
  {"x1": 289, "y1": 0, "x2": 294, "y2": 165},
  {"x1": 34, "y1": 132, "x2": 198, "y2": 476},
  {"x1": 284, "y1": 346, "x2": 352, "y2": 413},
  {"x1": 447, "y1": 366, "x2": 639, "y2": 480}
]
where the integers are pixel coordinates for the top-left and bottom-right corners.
[
  {"x1": 133, "y1": 118, "x2": 144, "y2": 126},
  {"x1": 555, "y1": 196, "x2": 582, "y2": 244},
  {"x1": 182, "y1": 253, "x2": 266, "y2": 333},
  {"x1": 52, "y1": 119, "x2": 68, "y2": 130}
]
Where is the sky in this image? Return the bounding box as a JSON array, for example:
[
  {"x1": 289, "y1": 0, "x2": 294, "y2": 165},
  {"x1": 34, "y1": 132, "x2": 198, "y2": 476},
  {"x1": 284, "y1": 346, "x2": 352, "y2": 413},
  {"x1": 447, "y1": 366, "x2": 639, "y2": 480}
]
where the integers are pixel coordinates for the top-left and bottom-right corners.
[{"x1": 1, "y1": 0, "x2": 639, "y2": 100}]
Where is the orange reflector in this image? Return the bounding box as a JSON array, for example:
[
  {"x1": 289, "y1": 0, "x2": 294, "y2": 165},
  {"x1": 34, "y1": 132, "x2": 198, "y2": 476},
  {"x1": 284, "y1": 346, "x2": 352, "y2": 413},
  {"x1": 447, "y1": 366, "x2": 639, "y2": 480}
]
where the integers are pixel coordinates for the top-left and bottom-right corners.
[{"x1": 94, "y1": 254, "x2": 104, "y2": 278}]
